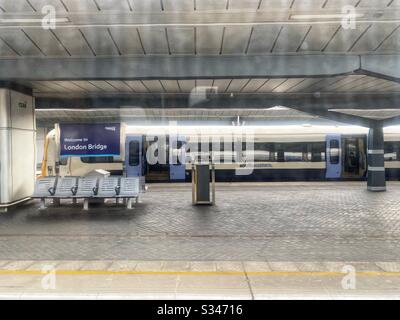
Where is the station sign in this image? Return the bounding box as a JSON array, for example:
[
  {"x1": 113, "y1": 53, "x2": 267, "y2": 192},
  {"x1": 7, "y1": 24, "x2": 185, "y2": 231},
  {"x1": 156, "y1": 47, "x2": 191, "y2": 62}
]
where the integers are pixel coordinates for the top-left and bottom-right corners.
[{"x1": 59, "y1": 123, "x2": 121, "y2": 157}]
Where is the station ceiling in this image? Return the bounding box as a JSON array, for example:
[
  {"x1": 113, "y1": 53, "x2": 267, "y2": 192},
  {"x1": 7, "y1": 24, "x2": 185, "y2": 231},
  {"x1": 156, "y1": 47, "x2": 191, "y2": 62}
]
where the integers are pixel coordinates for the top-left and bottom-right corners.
[
  {"x1": 1, "y1": 0, "x2": 400, "y2": 125},
  {"x1": 0, "y1": 0, "x2": 399, "y2": 57}
]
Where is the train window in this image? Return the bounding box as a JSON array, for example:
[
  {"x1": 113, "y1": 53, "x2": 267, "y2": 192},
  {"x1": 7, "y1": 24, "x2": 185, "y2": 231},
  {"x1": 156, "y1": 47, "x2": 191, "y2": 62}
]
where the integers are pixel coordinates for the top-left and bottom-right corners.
[
  {"x1": 253, "y1": 151, "x2": 271, "y2": 162},
  {"x1": 242, "y1": 142, "x2": 325, "y2": 162},
  {"x1": 284, "y1": 152, "x2": 303, "y2": 161},
  {"x1": 277, "y1": 150, "x2": 285, "y2": 162},
  {"x1": 129, "y1": 141, "x2": 140, "y2": 166},
  {"x1": 60, "y1": 157, "x2": 68, "y2": 165},
  {"x1": 218, "y1": 142, "x2": 231, "y2": 163},
  {"x1": 81, "y1": 156, "x2": 114, "y2": 164},
  {"x1": 176, "y1": 140, "x2": 183, "y2": 150},
  {"x1": 384, "y1": 141, "x2": 400, "y2": 161},
  {"x1": 251, "y1": 143, "x2": 274, "y2": 161},
  {"x1": 329, "y1": 140, "x2": 340, "y2": 164},
  {"x1": 385, "y1": 153, "x2": 397, "y2": 161},
  {"x1": 311, "y1": 142, "x2": 326, "y2": 162},
  {"x1": 277, "y1": 143, "x2": 306, "y2": 162},
  {"x1": 172, "y1": 140, "x2": 185, "y2": 165},
  {"x1": 175, "y1": 152, "x2": 182, "y2": 166}
]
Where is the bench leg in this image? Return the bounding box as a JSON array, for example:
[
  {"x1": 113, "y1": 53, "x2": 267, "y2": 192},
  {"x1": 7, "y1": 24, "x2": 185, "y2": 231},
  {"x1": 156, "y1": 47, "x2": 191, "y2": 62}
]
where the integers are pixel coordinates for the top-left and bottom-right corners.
[
  {"x1": 0, "y1": 207, "x2": 7, "y2": 213},
  {"x1": 127, "y1": 198, "x2": 133, "y2": 210},
  {"x1": 72, "y1": 198, "x2": 77, "y2": 205},
  {"x1": 53, "y1": 198, "x2": 60, "y2": 207},
  {"x1": 83, "y1": 199, "x2": 89, "y2": 211},
  {"x1": 39, "y1": 198, "x2": 46, "y2": 210},
  {"x1": 116, "y1": 198, "x2": 119, "y2": 204},
  {"x1": 136, "y1": 195, "x2": 141, "y2": 204}
]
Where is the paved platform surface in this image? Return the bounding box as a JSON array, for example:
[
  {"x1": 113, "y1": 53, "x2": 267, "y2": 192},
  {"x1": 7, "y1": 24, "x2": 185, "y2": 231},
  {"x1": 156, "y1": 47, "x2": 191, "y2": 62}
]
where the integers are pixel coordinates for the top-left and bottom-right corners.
[
  {"x1": 1, "y1": 260, "x2": 400, "y2": 299},
  {"x1": 0, "y1": 182, "x2": 400, "y2": 261}
]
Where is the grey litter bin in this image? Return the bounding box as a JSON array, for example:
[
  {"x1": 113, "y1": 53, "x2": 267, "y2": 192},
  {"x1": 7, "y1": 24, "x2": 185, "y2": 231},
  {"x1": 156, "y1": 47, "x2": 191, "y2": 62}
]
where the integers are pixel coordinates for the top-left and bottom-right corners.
[{"x1": 192, "y1": 163, "x2": 215, "y2": 205}]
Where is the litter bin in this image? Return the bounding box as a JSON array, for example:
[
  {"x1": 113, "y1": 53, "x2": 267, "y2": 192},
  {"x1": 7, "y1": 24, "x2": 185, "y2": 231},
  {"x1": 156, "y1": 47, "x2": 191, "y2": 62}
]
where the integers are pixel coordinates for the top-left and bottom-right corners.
[{"x1": 192, "y1": 163, "x2": 215, "y2": 205}]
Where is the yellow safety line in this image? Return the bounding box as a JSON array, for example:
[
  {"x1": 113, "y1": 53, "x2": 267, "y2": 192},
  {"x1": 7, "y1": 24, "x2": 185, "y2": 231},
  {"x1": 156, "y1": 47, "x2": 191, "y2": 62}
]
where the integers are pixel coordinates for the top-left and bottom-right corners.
[{"x1": 0, "y1": 270, "x2": 399, "y2": 277}]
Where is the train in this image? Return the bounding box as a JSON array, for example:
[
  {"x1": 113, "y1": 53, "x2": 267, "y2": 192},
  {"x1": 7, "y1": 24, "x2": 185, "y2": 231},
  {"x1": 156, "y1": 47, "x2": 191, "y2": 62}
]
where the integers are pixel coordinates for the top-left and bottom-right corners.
[{"x1": 40, "y1": 123, "x2": 400, "y2": 182}]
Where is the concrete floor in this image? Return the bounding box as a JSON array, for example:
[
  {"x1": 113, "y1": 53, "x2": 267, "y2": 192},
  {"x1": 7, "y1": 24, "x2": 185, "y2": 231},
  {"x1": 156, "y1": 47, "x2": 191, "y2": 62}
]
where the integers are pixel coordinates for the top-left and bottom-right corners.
[
  {"x1": 0, "y1": 182, "x2": 399, "y2": 261},
  {"x1": 0, "y1": 260, "x2": 400, "y2": 299}
]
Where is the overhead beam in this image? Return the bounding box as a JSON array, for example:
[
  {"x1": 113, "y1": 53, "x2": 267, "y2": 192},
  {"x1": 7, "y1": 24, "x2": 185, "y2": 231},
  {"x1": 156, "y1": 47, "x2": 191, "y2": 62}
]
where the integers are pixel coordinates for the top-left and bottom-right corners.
[
  {"x1": 0, "y1": 55, "x2": 360, "y2": 81},
  {"x1": 382, "y1": 115, "x2": 400, "y2": 127},
  {"x1": 288, "y1": 108, "x2": 373, "y2": 127},
  {"x1": 34, "y1": 92, "x2": 399, "y2": 127},
  {"x1": 0, "y1": 81, "x2": 32, "y2": 96},
  {"x1": 360, "y1": 55, "x2": 400, "y2": 83},
  {"x1": 0, "y1": 54, "x2": 398, "y2": 84},
  {"x1": 35, "y1": 93, "x2": 400, "y2": 111}
]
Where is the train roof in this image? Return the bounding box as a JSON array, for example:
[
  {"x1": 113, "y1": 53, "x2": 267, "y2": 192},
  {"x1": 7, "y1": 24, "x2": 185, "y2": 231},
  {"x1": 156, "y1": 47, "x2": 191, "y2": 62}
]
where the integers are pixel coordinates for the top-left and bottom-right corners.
[{"x1": 48, "y1": 124, "x2": 400, "y2": 139}]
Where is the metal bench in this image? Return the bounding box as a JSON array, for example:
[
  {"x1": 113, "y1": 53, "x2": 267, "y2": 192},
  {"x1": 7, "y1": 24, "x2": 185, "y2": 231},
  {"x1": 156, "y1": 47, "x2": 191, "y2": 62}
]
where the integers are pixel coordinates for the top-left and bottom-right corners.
[
  {"x1": 119, "y1": 177, "x2": 140, "y2": 209},
  {"x1": 54, "y1": 177, "x2": 78, "y2": 198},
  {"x1": 33, "y1": 176, "x2": 142, "y2": 211},
  {"x1": 32, "y1": 177, "x2": 58, "y2": 209},
  {"x1": 76, "y1": 177, "x2": 99, "y2": 210},
  {"x1": 90, "y1": 177, "x2": 140, "y2": 210}
]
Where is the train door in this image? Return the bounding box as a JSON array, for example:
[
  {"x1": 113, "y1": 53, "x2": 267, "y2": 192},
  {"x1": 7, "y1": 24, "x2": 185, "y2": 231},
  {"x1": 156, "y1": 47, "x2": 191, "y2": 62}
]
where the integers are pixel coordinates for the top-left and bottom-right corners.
[
  {"x1": 125, "y1": 135, "x2": 144, "y2": 177},
  {"x1": 145, "y1": 135, "x2": 170, "y2": 181},
  {"x1": 326, "y1": 134, "x2": 341, "y2": 179},
  {"x1": 169, "y1": 135, "x2": 186, "y2": 180},
  {"x1": 342, "y1": 135, "x2": 366, "y2": 178}
]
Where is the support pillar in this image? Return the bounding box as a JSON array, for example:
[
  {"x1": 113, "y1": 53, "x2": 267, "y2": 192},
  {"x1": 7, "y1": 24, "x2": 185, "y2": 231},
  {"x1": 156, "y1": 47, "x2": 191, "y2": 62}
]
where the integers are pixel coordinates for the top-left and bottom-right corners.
[
  {"x1": 0, "y1": 87, "x2": 35, "y2": 210},
  {"x1": 367, "y1": 125, "x2": 386, "y2": 192}
]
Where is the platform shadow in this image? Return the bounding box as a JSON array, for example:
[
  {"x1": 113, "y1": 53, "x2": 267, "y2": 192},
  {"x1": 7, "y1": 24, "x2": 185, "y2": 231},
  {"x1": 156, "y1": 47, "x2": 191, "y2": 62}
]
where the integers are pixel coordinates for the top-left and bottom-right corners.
[{"x1": 24, "y1": 202, "x2": 149, "y2": 223}]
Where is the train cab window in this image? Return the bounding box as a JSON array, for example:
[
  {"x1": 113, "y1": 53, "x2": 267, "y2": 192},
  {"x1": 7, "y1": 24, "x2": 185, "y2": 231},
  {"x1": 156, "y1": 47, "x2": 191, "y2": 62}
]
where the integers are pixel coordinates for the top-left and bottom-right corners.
[
  {"x1": 80, "y1": 156, "x2": 114, "y2": 164},
  {"x1": 60, "y1": 157, "x2": 68, "y2": 165},
  {"x1": 329, "y1": 140, "x2": 340, "y2": 164},
  {"x1": 128, "y1": 141, "x2": 140, "y2": 166}
]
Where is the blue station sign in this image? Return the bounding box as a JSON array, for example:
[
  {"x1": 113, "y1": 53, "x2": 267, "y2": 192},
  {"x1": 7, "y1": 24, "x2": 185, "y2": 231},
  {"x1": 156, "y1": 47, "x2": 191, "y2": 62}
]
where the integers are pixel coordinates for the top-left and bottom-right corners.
[{"x1": 59, "y1": 123, "x2": 121, "y2": 157}]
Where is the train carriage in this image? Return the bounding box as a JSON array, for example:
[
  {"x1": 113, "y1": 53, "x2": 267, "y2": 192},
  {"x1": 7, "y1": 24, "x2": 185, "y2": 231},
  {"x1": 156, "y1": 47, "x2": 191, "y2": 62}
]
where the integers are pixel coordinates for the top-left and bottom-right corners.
[{"x1": 40, "y1": 124, "x2": 400, "y2": 182}]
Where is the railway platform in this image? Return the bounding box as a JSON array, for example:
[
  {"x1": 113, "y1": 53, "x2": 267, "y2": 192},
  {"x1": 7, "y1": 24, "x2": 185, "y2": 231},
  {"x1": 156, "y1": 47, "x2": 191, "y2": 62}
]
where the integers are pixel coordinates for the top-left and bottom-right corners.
[{"x1": 0, "y1": 181, "x2": 399, "y2": 298}]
